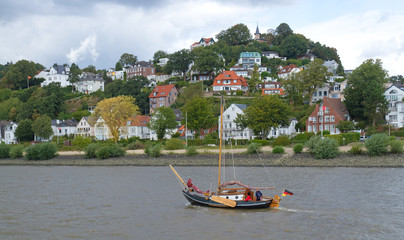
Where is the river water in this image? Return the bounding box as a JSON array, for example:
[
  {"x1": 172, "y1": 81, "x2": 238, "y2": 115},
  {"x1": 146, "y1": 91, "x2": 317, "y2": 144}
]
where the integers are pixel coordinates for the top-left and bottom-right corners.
[{"x1": 0, "y1": 166, "x2": 403, "y2": 240}]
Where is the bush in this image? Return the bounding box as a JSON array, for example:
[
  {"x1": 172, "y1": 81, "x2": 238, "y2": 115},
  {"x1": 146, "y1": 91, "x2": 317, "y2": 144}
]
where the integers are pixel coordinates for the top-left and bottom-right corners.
[
  {"x1": 272, "y1": 145, "x2": 285, "y2": 154},
  {"x1": 324, "y1": 134, "x2": 343, "y2": 146},
  {"x1": 145, "y1": 143, "x2": 162, "y2": 158},
  {"x1": 95, "y1": 144, "x2": 125, "y2": 159},
  {"x1": 313, "y1": 138, "x2": 339, "y2": 159},
  {"x1": 342, "y1": 132, "x2": 360, "y2": 144},
  {"x1": 25, "y1": 142, "x2": 58, "y2": 160},
  {"x1": 305, "y1": 135, "x2": 322, "y2": 153},
  {"x1": 0, "y1": 144, "x2": 11, "y2": 158},
  {"x1": 165, "y1": 138, "x2": 185, "y2": 150},
  {"x1": 273, "y1": 135, "x2": 290, "y2": 147},
  {"x1": 390, "y1": 140, "x2": 403, "y2": 154},
  {"x1": 293, "y1": 143, "x2": 304, "y2": 154},
  {"x1": 251, "y1": 139, "x2": 269, "y2": 146},
  {"x1": 365, "y1": 133, "x2": 389, "y2": 156},
  {"x1": 186, "y1": 146, "x2": 198, "y2": 156},
  {"x1": 10, "y1": 145, "x2": 24, "y2": 159},
  {"x1": 72, "y1": 135, "x2": 92, "y2": 150},
  {"x1": 247, "y1": 142, "x2": 262, "y2": 154},
  {"x1": 84, "y1": 143, "x2": 98, "y2": 158},
  {"x1": 350, "y1": 143, "x2": 364, "y2": 155},
  {"x1": 126, "y1": 140, "x2": 144, "y2": 150}
]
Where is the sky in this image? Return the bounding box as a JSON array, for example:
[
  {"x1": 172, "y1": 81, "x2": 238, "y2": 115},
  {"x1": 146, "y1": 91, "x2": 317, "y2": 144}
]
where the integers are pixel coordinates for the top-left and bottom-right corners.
[{"x1": 1, "y1": 0, "x2": 404, "y2": 76}]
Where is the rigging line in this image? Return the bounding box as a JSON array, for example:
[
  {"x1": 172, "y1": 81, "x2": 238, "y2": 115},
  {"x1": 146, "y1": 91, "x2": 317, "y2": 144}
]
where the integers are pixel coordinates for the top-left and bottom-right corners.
[
  {"x1": 252, "y1": 141, "x2": 273, "y2": 183},
  {"x1": 229, "y1": 128, "x2": 237, "y2": 181}
]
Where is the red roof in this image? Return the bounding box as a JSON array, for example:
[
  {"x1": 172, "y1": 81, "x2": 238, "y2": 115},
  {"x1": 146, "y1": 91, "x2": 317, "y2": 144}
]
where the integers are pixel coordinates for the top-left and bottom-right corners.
[
  {"x1": 278, "y1": 64, "x2": 299, "y2": 74},
  {"x1": 149, "y1": 85, "x2": 176, "y2": 98},
  {"x1": 213, "y1": 71, "x2": 248, "y2": 87},
  {"x1": 261, "y1": 88, "x2": 285, "y2": 96},
  {"x1": 128, "y1": 115, "x2": 150, "y2": 127}
]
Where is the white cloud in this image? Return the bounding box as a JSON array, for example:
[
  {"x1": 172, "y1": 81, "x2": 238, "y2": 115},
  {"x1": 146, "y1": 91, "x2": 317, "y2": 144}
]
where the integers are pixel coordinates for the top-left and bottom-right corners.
[
  {"x1": 297, "y1": 10, "x2": 404, "y2": 76},
  {"x1": 66, "y1": 34, "x2": 99, "y2": 64}
]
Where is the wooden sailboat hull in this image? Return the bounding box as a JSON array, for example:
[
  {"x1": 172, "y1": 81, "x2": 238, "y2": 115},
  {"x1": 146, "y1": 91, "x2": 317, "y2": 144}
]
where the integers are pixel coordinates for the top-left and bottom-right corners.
[{"x1": 182, "y1": 190, "x2": 272, "y2": 209}]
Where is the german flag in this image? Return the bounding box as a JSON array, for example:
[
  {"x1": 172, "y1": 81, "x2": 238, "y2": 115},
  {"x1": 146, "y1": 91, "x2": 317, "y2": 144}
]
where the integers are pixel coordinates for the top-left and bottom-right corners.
[{"x1": 282, "y1": 189, "x2": 294, "y2": 196}]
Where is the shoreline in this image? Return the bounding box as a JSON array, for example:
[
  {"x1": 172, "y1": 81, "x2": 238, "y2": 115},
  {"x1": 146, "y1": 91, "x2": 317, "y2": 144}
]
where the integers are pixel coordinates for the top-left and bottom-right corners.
[{"x1": 0, "y1": 152, "x2": 403, "y2": 167}]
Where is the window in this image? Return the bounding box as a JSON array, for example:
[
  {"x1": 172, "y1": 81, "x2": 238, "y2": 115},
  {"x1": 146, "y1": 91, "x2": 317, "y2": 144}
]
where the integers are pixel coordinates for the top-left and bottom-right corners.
[
  {"x1": 312, "y1": 117, "x2": 317, "y2": 123},
  {"x1": 325, "y1": 124, "x2": 329, "y2": 131},
  {"x1": 325, "y1": 116, "x2": 329, "y2": 122},
  {"x1": 319, "y1": 117, "x2": 323, "y2": 123},
  {"x1": 324, "y1": 91, "x2": 327, "y2": 96},
  {"x1": 217, "y1": 80, "x2": 221, "y2": 84},
  {"x1": 159, "y1": 103, "x2": 164, "y2": 107},
  {"x1": 325, "y1": 107, "x2": 330, "y2": 114},
  {"x1": 330, "y1": 115, "x2": 335, "y2": 122},
  {"x1": 319, "y1": 91, "x2": 322, "y2": 97},
  {"x1": 233, "y1": 80, "x2": 237, "y2": 83},
  {"x1": 314, "y1": 92, "x2": 317, "y2": 97},
  {"x1": 330, "y1": 124, "x2": 335, "y2": 133}
]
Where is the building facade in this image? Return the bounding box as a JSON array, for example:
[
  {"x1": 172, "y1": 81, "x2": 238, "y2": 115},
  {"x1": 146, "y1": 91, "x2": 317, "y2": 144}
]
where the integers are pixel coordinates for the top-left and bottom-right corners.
[
  {"x1": 148, "y1": 85, "x2": 179, "y2": 114},
  {"x1": 212, "y1": 71, "x2": 248, "y2": 93}
]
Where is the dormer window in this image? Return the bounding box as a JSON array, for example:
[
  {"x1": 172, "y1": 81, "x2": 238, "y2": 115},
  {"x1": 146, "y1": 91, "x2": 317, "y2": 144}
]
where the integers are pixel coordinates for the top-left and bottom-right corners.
[
  {"x1": 161, "y1": 92, "x2": 165, "y2": 95},
  {"x1": 217, "y1": 80, "x2": 221, "y2": 84}
]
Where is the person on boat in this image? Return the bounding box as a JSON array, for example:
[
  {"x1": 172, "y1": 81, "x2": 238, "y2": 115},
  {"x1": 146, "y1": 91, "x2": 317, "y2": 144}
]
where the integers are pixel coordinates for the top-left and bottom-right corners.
[
  {"x1": 256, "y1": 191, "x2": 262, "y2": 201},
  {"x1": 245, "y1": 195, "x2": 251, "y2": 201}
]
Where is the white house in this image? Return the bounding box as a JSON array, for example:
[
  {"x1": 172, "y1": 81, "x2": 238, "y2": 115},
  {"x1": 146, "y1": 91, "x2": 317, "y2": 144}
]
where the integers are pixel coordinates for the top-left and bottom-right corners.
[
  {"x1": 4, "y1": 122, "x2": 18, "y2": 144},
  {"x1": 267, "y1": 119, "x2": 298, "y2": 138},
  {"x1": 51, "y1": 119, "x2": 78, "y2": 137},
  {"x1": 238, "y1": 52, "x2": 261, "y2": 70},
  {"x1": 323, "y1": 60, "x2": 339, "y2": 75},
  {"x1": 76, "y1": 117, "x2": 95, "y2": 138},
  {"x1": 218, "y1": 104, "x2": 253, "y2": 141},
  {"x1": 212, "y1": 71, "x2": 248, "y2": 93},
  {"x1": 384, "y1": 85, "x2": 404, "y2": 128},
  {"x1": 312, "y1": 84, "x2": 331, "y2": 103},
  {"x1": 74, "y1": 72, "x2": 104, "y2": 94},
  {"x1": 126, "y1": 115, "x2": 151, "y2": 139},
  {"x1": 106, "y1": 68, "x2": 126, "y2": 80},
  {"x1": 329, "y1": 80, "x2": 348, "y2": 101},
  {"x1": 36, "y1": 65, "x2": 70, "y2": 87},
  {"x1": 229, "y1": 66, "x2": 249, "y2": 78},
  {"x1": 94, "y1": 118, "x2": 112, "y2": 141},
  {"x1": 278, "y1": 65, "x2": 301, "y2": 79}
]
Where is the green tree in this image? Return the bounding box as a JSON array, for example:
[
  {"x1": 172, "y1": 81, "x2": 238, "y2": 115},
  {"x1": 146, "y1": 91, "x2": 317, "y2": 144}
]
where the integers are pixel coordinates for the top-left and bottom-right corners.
[
  {"x1": 181, "y1": 97, "x2": 216, "y2": 138},
  {"x1": 344, "y1": 59, "x2": 388, "y2": 127},
  {"x1": 32, "y1": 115, "x2": 53, "y2": 141},
  {"x1": 148, "y1": 107, "x2": 177, "y2": 140},
  {"x1": 216, "y1": 23, "x2": 252, "y2": 46},
  {"x1": 15, "y1": 119, "x2": 34, "y2": 142},
  {"x1": 119, "y1": 53, "x2": 138, "y2": 66},
  {"x1": 336, "y1": 121, "x2": 355, "y2": 133},
  {"x1": 236, "y1": 95, "x2": 291, "y2": 139},
  {"x1": 68, "y1": 63, "x2": 82, "y2": 85},
  {"x1": 248, "y1": 64, "x2": 261, "y2": 92},
  {"x1": 274, "y1": 23, "x2": 293, "y2": 45},
  {"x1": 0, "y1": 97, "x2": 22, "y2": 121},
  {"x1": 115, "y1": 61, "x2": 123, "y2": 71},
  {"x1": 297, "y1": 59, "x2": 331, "y2": 103},
  {"x1": 153, "y1": 50, "x2": 169, "y2": 64},
  {"x1": 192, "y1": 47, "x2": 224, "y2": 77},
  {"x1": 175, "y1": 82, "x2": 205, "y2": 108},
  {"x1": 82, "y1": 65, "x2": 97, "y2": 73},
  {"x1": 0, "y1": 60, "x2": 44, "y2": 89},
  {"x1": 165, "y1": 49, "x2": 194, "y2": 81},
  {"x1": 282, "y1": 73, "x2": 303, "y2": 106},
  {"x1": 279, "y1": 34, "x2": 308, "y2": 59}
]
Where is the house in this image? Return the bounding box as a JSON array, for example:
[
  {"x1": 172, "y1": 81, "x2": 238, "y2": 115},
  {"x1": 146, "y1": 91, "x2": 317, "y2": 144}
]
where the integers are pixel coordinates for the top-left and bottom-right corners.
[
  {"x1": 190, "y1": 37, "x2": 215, "y2": 50},
  {"x1": 267, "y1": 119, "x2": 298, "y2": 138},
  {"x1": 312, "y1": 85, "x2": 331, "y2": 103},
  {"x1": 258, "y1": 82, "x2": 282, "y2": 89},
  {"x1": 126, "y1": 115, "x2": 151, "y2": 139},
  {"x1": 126, "y1": 61, "x2": 155, "y2": 78},
  {"x1": 212, "y1": 71, "x2": 248, "y2": 93},
  {"x1": 262, "y1": 51, "x2": 287, "y2": 61},
  {"x1": 94, "y1": 117, "x2": 111, "y2": 140},
  {"x1": 261, "y1": 88, "x2": 285, "y2": 96},
  {"x1": 218, "y1": 104, "x2": 253, "y2": 141},
  {"x1": 238, "y1": 52, "x2": 261, "y2": 69},
  {"x1": 76, "y1": 117, "x2": 95, "y2": 138},
  {"x1": 51, "y1": 119, "x2": 78, "y2": 137},
  {"x1": 3, "y1": 122, "x2": 18, "y2": 144},
  {"x1": 148, "y1": 85, "x2": 179, "y2": 114},
  {"x1": 74, "y1": 72, "x2": 104, "y2": 94},
  {"x1": 306, "y1": 97, "x2": 351, "y2": 134},
  {"x1": 323, "y1": 60, "x2": 339, "y2": 75},
  {"x1": 106, "y1": 68, "x2": 126, "y2": 80},
  {"x1": 157, "y1": 58, "x2": 169, "y2": 67},
  {"x1": 278, "y1": 65, "x2": 301, "y2": 79},
  {"x1": 36, "y1": 65, "x2": 70, "y2": 87},
  {"x1": 329, "y1": 80, "x2": 348, "y2": 101},
  {"x1": 229, "y1": 66, "x2": 249, "y2": 78},
  {"x1": 0, "y1": 120, "x2": 11, "y2": 143},
  {"x1": 384, "y1": 85, "x2": 404, "y2": 128},
  {"x1": 298, "y1": 53, "x2": 317, "y2": 61}
]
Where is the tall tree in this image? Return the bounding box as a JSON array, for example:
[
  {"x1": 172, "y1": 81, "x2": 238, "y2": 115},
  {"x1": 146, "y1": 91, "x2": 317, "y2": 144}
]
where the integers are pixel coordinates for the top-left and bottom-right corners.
[
  {"x1": 282, "y1": 73, "x2": 303, "y2": 106},
  {"x1": 216, "y1": 23, "x2": 252, "y2": 46},
  {"x1": 0, "y1": 60, "x2": 44, "y2": 89},
  {"x1": 248, "y1": 64, "x2": 261, "y2": 93},
  {"x1": 344, "y1": 59, "x2": 388, "y2": 126},
  {"x1": 165, "y1": 49, "x2": 194, "y2": 81},
  {"x1": 68, "y1": 63, "x2": 82, "y2": 85},
  {"x1": 82, "y1": 65, "x2": 97, "y2": 73},
  {"x1": 181, "y1": 97, "x2": 216, "y2": 138},
  {"x1": 192, "y1": 47, "x2": 224, "y2": 77},
  {"x1": 235, "y1": 95, "x2": 291, "y2": 139},
  {"x1": 93, "y1": 95, "x2": 140, "y2": 143},
  {"x1": 119, "y1": 53, "x2": 138, "y2": 67},
  {"x1": 32, "y1": 115, "x2": 53, "y2": 141},
  {"x1": 15, "y1": 119, "x2": 34, "y2": 142},
  {"x1": 153, "y1": 50, "x2": 169, "y2": 64},
  {"x1": 274, "y1": 23, "x2": 293, "y2": 45},
  {"x1": 279, "y1": 34, "x2": 308, "y2": 59},
  {"x1": 147, "y1": 107, "x2": 177, "y2": 140}
]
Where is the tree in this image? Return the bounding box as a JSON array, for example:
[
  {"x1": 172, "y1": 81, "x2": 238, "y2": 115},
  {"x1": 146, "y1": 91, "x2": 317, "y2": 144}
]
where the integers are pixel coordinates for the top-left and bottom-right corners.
[
  {"x1": 68, "y1": 63, "x2": 82, "y2": 85},
  {"x1": 119, "y1": 53, "x2": 138, "y2": 67},
  {"x1": 336, "y1": 121, "x2": 354, "y2": 133},
  {"x1": 115, "y1": 61, "x2": 123, "y2": 71},
  {"x1": 236, "y1": 95, "x2": 291, "y2": 139},
  {"x1": 274, "y1": 23, "x2": 293, "y2": 45},
  {"x1": 0, "y1": 60, "x2": 44, "y2": 89},
  {"x1": 15, "y1": 119, "x2": 34, "y2": 142},
  {"x1": 176, "y1": 82, "x2": 205, "y2": 107},
  {"x1": 344, "y1": 59, "x2": 389, "y2": 127},
  {"x1": 279, "y1": 34, "x2": 308, "y2": 59},
  {"x1": 181, "y1": 97, "x2": 216, "y2": 138},
  {"x1": 165, "y1": 49, "x2": 194, "y2": 81},
  {"x1": 216, "y1": 23, "x2": 252, "y2": 46},
  {"x1": 296, "y1": 58, "x2": 331, "y2": 103},
  {"x1": 248, "y1": 64, "x2": 261, "y2": 92},
  {"x1": 153, "y1": 50, "x2": 169, "y2": 64},
  {"x1": 282, "y1": 73, "x2": 303, "y2": 106},
  {"x1": 147, "y1": 107, "x2": 177, "y2": 140},
  {"x1": 192, "y1": 47, "x2": 224, "y2": 77},
  {"x1": 82, "y1": 65, "x2": 97, "y2": 73},
  {"x1": 93, "y1": 96, "x2": 140, "y2": 143},
  {"x1": 32, "y1": 115, "x2": 53, "y2": 141},
  {"x1": 0, "y1": 97, "x2": 22, "y2": 121}
]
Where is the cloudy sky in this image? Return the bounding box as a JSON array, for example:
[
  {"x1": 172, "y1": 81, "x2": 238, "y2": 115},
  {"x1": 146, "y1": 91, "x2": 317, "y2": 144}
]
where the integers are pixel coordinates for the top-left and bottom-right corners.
[{"x1": 1, "y1": 0, "x2": 404, "y2": 75}]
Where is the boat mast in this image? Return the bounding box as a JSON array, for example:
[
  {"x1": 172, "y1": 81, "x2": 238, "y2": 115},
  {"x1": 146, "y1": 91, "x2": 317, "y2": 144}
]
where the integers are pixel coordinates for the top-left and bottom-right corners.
[{"x1": 218, "y1": 95, "x2": 224, "y2": 189}]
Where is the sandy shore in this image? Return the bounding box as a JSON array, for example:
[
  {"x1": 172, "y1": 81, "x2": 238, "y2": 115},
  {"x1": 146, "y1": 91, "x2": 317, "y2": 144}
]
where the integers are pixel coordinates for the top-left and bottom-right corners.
[{"x1": 0, "y1": 146, "x2": 403, "y2": 167}]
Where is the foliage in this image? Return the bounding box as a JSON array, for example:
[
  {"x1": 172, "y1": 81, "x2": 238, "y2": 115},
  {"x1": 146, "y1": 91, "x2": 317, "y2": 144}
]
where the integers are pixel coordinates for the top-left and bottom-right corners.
[
  {"x1": 0, "y1": 97, "x2": 22, "y2": 121},
  {"x1": 273, "y1": 135, "x2": 291, "y2": 146},
  {"x1": 272, "y1": 145, "x2": 285, "y2": 154},
  {"x1": 186, "y1": 146, "x2": 199, "y2": 156},
  {"x1": 148, "y1": 107, "x2": 177, "y2": 140},
  {"x1": 279, "y1": 34, "x2": 308, "y2": 59},
  {"x1": 237, "y1": 95, "x2": 291, "y2": 139},
  {"x1": 25, "y1": 142, "x2": 58, "y2": 160},
  {"x1": 391, "y1": 128, "x2": 404, "y2": 137},
  {"x1": 305, "y1": 135, "x2": 322, "y2": 153},
  {"x1": 247, "y1": 142, "x2": 262, "y2": 154},
  {"x1": 350, "y1": 143, "x2": 364, "y2": 155},
  {"x1": 119, "y1": 53, "x2": 138, "y2": 66},
  {"x1": 153, "y1": 50, "x2": 169, "y2": 64},
  {"x1": 273, "y1": 23, "x2": 293, "y2": 45},
  {"x1": 93, "y1": 95, "x2": 140, "y2": 143},
  {"x1": 324, "y1": 134, "x2": 343, "y2": 145},
  {"x1": 181, "y1": 97, "x2": 216, "y2": 137},
  {"x1": 250, "y1": 139, "x2": 269, "y2": 146},
  {"x1": 72, "y1": 110, "x2": 91, "y2": 122},
  {"x1": 336, "y1": 121, "x2": 355, "y2": 133},
  {"x1": 165, "y1": 49, "x2": 194, "y2": 81},
  {"x1": 15, "y1": 119, "x2": 34, "y2": 142},
  {"x1": 0, "y1": 60, "x2": 44, "y2": 89},
  {"x1": 32, "y1": 115, "x2": 53, "y2": 140},
  {"x1": 293, "y1": 143, "x2": 304, "y2": 154},
  {"x1": 344, "y1": 59, "x2": 388, "y2": 127},
  {"x1": 96, "y1": 144, "x2": 126, "y2": 159},
  {"x1": 365, "y1": 133, "x2": 389, "y2": 156},
  {"x1": 389, "y1": 140, "x2": 403, "y2": 154},
  {"x1": 192, "y1": 47, "x2": 224, "y2": 76},
  {"x1": 84, "y1": 143, "x2": 98, "y2": 158},
  {"x1": 72, "y1": 135, "x2": 92, "y2": 150},
  {"x1": 165, "y1": 138, "x2": 185, "y2": 150},
  {"x1": 145, "y1": 143, "x2": 162, "y2": 158},
  {"x1": 282, "y1": 73, "x2": 303, "y2": 106},
  {"x1": 68, "y1": 63, "x2": 82, "y2": 84},
  {"x1": 0, "y1": 144, "x2": 11, "y2": 158},
  {"x1": 216, "y1": 23, "x2": 252, "y2": 46},
  {"x1": 10, "y1": 145, "x2": 24, "y2": 159},
  {"x1": 312, "y1": 137, "x2": 339, "y2": 159},
  {"x1": 175, "y1": 82, "x2": 205, "y2": 107},
  {"x1": 126, "y1": 140, "x2": 144, "y2": 150}
]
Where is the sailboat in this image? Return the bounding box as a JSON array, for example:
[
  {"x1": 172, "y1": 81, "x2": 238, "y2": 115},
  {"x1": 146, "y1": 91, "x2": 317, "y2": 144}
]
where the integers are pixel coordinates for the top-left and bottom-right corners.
[{"x1": 169, "y1": 97, "x2": 287, "y2": 209}]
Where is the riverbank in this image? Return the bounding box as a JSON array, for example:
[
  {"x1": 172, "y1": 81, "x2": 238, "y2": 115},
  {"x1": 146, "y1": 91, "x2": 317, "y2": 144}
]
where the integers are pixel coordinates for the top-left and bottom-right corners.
[{"x1": 0, "y1": 151, "x2": 403, "y2": 167}]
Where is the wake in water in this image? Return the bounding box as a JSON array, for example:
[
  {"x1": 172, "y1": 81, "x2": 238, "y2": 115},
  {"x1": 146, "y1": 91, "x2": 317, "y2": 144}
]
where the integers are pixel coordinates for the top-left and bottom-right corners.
[{"x1": 278, "y1": 207, "x2": 315, "y2": 213}]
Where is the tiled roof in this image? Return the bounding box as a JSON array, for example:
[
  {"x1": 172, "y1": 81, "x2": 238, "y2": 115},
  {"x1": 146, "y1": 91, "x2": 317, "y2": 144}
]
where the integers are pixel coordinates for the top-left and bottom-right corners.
[
  {"x1": 213, "y1": 71, "x2": 248, "y2": 87},
  {"x1": 324, "y1": 97, "x2": 349, "y2": 120},
  {"x1": 278, "y1": 64, "x2": 299, "y2": 74},
  {"x1": 261, "y1": 88, "x2": 285, "y2": 96},
  {"x1": 240, "y1": 52, "x2": 261, "y2": 58},
  {"x1": 149, "y1": 84, "x2": 176, "y2": 98},
  {"x1": 128, "y1": 115, "x2": 150, "y2": 127}
]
